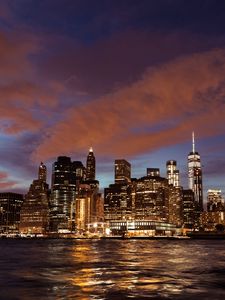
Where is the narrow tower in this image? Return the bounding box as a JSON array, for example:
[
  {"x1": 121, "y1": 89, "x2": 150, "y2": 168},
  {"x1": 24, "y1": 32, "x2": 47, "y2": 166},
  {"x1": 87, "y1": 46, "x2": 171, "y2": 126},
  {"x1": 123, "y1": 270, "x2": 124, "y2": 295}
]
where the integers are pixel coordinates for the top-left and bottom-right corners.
[
  {"x1": 38, "y1": 162, "x2": 47, "y2": 183},
  {"x1": 86, "y1": 147, "x2": 96, "y2": 180},
  {"x1": 187, "y1": 132, "x2": 203, "y2": 212},
  {"x1": 166, "y1": 160, "x2": 180, "y2": 187}
]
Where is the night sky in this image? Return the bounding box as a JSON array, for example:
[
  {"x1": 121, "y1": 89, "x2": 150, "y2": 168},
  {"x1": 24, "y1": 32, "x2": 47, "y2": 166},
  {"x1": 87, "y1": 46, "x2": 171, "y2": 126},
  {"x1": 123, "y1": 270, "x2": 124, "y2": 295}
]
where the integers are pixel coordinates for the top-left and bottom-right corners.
[{"x1": 0, "y1": 0, "x2": 225, "y2": 202}]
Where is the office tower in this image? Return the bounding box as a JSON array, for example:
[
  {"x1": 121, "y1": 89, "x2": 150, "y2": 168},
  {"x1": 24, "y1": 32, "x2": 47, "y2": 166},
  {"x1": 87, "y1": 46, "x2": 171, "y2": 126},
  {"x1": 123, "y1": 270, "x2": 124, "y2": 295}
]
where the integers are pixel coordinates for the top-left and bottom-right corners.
[
  {"x1": 188, "y1": 132, "x2": 203, "y2": 212},
  {"x1": 182, "y1": 189, "x2": 195, "y2": 229},
  {"x1": 115, "y1": 159, "x2": 131, "y2": 184},
  {"x1": 135, "y1": 171, "x2": 169, "y2": 221},
  {"x1": 0, "y1": 193, "x2": 24, "y2": 234},
  {"x1": 76, "y1": 183, "x2": 103, "y2": 231},
  {"x1": 19, "y1": 162, "x2": 49, "y2": 234},
  {"x1": 166, "y1": 160, "x2": 180, "y2": 187},
  {"x1": 86, "y1": 147, "x2": 95, "y2": 180},
  {"x1": 147, "y1": 168, "x2": 160, "y2": 177},
  {"x1": 39, "y1": 161, "x2": 47, "y2": 182},
  {"x1": 104, "y1": 183, "x2": 132, "y2": 221},
  {"x1": 168, "y1": 186, "x2": 183, "y2": 226},
  {"x1": 50, "y1": 156, "x2": 76, "y2": 232},
  {"x1": 207, "y1": 189, "x2": 224, "y2": 212},
  {"x1": 73, "y1": 161, "x2": 86, "y2": 183}
]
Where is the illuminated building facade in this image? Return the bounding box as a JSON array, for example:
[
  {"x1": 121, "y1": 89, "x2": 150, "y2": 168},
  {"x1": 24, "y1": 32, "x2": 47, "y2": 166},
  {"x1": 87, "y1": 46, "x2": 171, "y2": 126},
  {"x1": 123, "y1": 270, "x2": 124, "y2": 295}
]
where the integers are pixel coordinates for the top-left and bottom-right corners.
[
  {"x1": 200, "y1": 211, "x2": 225, "y2": 230},
  {"x1": 115, "y1": 159, "x2": 131, "y2": 184},
  {"x1": 166, "y1": 160, "x2": 180, "y2": 187},
  {"x1": 187, "y1": 132, "x2": 203, "y2": 213},
  {"x1": 76, "y1": 182, "x2": 103, "y2": 231},
  {"x1": 182, "y1": 189, "x2": 195, "y2": 229},
  {"x1": 50, "y1": 156, "x2": 76, "y2": 232},
  {"x1": 168, "y1": 186, "x2": 183, "y2": 226},
  {"x1": 19, "y1": 162, "x2": 49, "y2": 234},
  {"x1": 109, "y1": 220, "x2": 177, "y2": 236},
  {"x1": 0, "y1": 192, "x2": 24, "y2": 234},
  {"x1": 104, "y1": 183, "x2": 132, "y2": 221},
  {"x1": 207, "y1": 189, "x2": 224, "y2": 212},
  {"x1": 86, "y1": 148, "x2": 96, "y2": 180},
  {"x1": 147, "y1": 168, "x2": 160, "y2": 177},
  {"x1": 135, "y1": 171, "x2": 169, "y2": 221}
]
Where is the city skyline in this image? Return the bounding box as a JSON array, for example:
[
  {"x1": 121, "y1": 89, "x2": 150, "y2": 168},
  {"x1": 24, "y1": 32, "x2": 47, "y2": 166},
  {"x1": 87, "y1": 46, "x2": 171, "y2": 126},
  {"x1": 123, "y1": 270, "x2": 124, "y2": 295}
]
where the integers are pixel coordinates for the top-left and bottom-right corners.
[{"x1": 0, "y1": 1, "x2": 225, "y2": 199}]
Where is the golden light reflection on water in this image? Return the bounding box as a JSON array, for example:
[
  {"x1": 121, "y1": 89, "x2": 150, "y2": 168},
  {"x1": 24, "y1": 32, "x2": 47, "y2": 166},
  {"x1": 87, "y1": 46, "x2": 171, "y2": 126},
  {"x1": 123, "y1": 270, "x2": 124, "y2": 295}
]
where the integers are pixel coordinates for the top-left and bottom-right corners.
[
  {"x1": 3, "y1": 239, "x2": 225, "y2": 299},
  {"x1": 67, "y1": 240, "x2": 186, "y2": 298}
]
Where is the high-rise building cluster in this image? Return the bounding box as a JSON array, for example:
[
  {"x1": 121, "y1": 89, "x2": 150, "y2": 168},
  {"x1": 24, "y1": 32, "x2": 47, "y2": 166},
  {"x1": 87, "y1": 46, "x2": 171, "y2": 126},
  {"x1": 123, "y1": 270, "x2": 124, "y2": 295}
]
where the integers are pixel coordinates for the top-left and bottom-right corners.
[{"x1": 0, "y1": 133, "x2": 224, "y2": 236}]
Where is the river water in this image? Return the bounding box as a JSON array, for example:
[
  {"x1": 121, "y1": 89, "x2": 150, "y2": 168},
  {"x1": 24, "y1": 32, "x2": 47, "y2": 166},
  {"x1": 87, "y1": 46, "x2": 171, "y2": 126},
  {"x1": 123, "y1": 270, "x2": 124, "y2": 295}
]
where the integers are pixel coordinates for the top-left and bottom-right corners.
[{"x1": 0, "y1": 239, "x2": 225, "y2": 299}]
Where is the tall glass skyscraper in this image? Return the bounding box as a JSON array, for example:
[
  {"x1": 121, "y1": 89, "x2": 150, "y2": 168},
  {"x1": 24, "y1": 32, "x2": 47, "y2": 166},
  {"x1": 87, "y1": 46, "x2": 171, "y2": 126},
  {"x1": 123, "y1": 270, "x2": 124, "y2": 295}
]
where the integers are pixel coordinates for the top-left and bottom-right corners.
[
  {"x1": 50, "y1": 156, "x2": 76, "y2": 232},
  {"x1": 188, "y1": 132, "x2": 203, "y2": 212}
]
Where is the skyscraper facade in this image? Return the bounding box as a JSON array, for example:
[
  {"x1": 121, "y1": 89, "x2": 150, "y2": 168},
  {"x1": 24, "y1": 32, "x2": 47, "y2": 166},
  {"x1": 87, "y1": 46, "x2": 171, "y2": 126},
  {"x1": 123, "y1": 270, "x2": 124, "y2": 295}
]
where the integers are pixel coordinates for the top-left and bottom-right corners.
[
  {"x1": 39, "y1": 162, "x2": 47, "y2": 182},
  {"x1": 207, "y1": 189, "x2": 224, "y2": 212},
  {"x1": 166, "y1": 160, "x2": 180, "y2": 187},
  {"x1": 86, "y1": 148, "x2": 96, "y2": 181},
  {"x1": 182, "y1": 189, "x2": 195, "y2": 229},
  {"x1": 50, "y1": 156, "x2": 76, "y2": 232},
  {"x1": 0, "y1": 192, "x2": 24, "y2": 234},
  {"x1": 135, "y1": 170, "x2": 169, "y2": 221},
  {"x1": 188, "y1": 132, "x2": 203, "y2": 212},
  {"x1": 19, "y1": 162, "x2": 49, "y2": 234},
  {"x1": 115, "y1": 159, "x2": 131, "y2": 184}
]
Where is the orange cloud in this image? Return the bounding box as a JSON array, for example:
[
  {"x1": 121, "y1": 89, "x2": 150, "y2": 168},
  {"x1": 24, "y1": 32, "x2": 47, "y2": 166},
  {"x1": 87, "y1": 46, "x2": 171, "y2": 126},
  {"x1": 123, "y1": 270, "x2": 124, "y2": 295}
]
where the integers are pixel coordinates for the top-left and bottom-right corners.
[
  {"x1": 0, "y1": 30, "x2": 63, "y2": 134},
  {"x1": 33, "y1": 48, "x2": 225, "y2": 160},
  {"x1": 0, "y1": 171, "x2": 18, "y2": 190}
]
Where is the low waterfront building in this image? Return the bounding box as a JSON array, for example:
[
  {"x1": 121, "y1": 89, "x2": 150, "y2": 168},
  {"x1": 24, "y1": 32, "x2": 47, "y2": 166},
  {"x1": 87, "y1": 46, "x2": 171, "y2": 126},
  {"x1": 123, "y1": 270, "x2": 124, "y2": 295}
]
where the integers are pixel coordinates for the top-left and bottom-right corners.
[{"x1": 0, "y1": 192, "x2": 24, "y2": 234}]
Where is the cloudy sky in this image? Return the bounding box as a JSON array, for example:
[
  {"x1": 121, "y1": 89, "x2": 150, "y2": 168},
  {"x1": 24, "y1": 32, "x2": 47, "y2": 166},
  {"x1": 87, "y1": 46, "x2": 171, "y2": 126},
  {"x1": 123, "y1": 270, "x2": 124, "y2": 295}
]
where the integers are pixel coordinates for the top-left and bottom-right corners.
[{"x1": 0, "y1": 0, "x2": 225, "y2": 201}]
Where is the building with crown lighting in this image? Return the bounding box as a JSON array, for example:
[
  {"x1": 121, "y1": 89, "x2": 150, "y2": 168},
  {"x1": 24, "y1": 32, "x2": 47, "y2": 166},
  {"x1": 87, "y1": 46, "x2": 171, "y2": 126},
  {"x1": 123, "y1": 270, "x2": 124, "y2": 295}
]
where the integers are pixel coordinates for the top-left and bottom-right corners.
[
  {"x1": 86, "y1": 148, "x2": 96, "y2": 180},
  {"x1": 187, "y1": 133, "x2": 203, "y2": 226}
]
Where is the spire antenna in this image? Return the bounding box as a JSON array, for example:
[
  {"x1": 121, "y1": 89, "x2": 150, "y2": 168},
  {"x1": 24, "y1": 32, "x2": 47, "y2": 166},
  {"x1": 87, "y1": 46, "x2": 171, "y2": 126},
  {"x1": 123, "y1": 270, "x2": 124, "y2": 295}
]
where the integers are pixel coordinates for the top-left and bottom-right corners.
[{"x1": 192, "y1": 131, "x2": 195, "y2": 153}]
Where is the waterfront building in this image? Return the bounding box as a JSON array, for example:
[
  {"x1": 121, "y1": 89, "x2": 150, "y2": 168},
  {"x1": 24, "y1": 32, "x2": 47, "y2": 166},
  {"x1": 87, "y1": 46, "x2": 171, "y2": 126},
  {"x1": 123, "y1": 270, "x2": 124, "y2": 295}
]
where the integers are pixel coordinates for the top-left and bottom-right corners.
[
  {"x1": 76, "y1": 181, "x2": 103, "y2": 232},
  {"x1": 0, "y1": 192, "x2": 24, "y2": 234},
  {"x1": 207, "y1": 189, "x2": 224, "y2": 212},
  {"x1": 109, "y1": 220, "x2": 177, "y2": 236},
  {"x1": 115, "y1": 159, "x2": 131, "y2": 184},
  {"x1": 86, "y1": 147, "x2": 96, "y2": 180},
  {"x1": 187, "y1": 132, "x2": 203, "y2": 212},
  {"x1": 134, "y1": 170, "x2": 169, "y2": 221},
  {"x1": 182, "y1": 189, "x2": 195, "y2": 229},
  {"x1": 19, "y1": 162, "x2": 49, "y2": 234},
  {"x1": 200, "y1": 211, "x2": 225, "y2": 230},
  {"x1": 104, "y1": 182, "x2": 132, "y2": 222},
  {"x1": 50, "y1": 156, "x2": 76, "y2": 232},
  {"x1": 166, "y1": 160, "x2": 180, "y2": 187}
]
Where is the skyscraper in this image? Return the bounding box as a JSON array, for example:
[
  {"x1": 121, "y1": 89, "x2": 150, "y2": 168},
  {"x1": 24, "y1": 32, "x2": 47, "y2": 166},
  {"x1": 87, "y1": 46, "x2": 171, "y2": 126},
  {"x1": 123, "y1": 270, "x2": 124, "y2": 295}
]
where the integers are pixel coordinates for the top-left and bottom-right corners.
[
  {"x1": 39, "y1": 162, "x2": 47, "y2": 182},
  {"x1": 207, "y1": 189, "x2": 224, "y2": 212},
  {"x1": 0, "y1": 193, "x2": 24, "y2": 234},
  {"x1": 19, "y1": 162, "x2": 49, "y2": 234},
  {"x1": 166, "y1": 160, "x2": 180, "y2": 187},
  {"x1": 115, "y1": 159, "x2": 131, "y2": 184},
  {"x1": 188, "y1": 132, "x2": 203, "y2": 212},
  {"x1": 50, "y1": 156, "x2": 76, "y2": 232},
  {"x1": 86, "y1": 148, "x2": 96, "y2": 181}
]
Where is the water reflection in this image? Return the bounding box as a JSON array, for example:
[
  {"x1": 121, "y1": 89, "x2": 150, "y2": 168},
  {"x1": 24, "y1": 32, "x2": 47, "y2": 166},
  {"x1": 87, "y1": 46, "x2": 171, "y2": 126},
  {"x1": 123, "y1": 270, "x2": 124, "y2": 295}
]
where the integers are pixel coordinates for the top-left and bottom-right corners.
[{"x1": 1, "y1": 239, "x2": 225, "y2": 299}]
